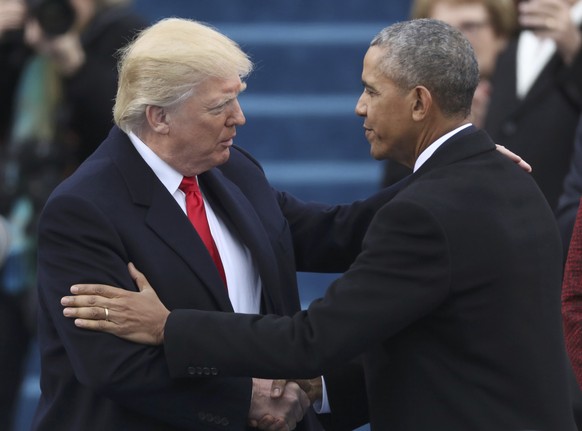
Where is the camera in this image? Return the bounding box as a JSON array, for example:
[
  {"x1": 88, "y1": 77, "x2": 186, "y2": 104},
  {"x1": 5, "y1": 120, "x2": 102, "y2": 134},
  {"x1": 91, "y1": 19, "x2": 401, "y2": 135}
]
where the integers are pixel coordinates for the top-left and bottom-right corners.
[{"x1": 28, "y1": 0, "x2": 76, "y2": 37}]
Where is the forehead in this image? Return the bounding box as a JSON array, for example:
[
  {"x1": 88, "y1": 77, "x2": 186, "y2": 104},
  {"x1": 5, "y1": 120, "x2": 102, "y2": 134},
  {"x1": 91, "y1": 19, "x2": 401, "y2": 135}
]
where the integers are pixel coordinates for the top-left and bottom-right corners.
[
  {"x1": 362, "y1": 46, "x2": 387, "y2": 81},
  {"x1": 197, "y1": 75, "x2": 245, "y2": 99},
  {"x1": 431, "y1": 2, "x2": 489, "y2": 24}
]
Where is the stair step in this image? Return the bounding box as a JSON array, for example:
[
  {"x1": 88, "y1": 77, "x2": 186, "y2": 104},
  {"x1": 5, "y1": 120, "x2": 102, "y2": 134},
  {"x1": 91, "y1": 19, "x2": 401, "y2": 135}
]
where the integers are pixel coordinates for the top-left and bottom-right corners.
[{"x1": 133, "y1": 0, "x2": 410, "y2": 23}]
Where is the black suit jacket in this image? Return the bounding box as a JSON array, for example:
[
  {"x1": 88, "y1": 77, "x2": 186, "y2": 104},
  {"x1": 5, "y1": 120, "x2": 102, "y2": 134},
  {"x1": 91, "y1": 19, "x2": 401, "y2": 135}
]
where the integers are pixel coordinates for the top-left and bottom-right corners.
[
  {"x1": 33, "y1": 126, "x2": 395, "y2": 430},
  {"x1": 484, "y1": 32, "x2": 582, "y2": 211},
  {"x1": 163, "y1": 128, "x2": 577, "y2": 430}
]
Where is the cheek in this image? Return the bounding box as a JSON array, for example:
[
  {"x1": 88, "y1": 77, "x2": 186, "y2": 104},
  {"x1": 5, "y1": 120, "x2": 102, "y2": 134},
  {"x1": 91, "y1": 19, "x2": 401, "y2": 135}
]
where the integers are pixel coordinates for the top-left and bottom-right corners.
[{"x1": 369, "y1": 103, "x2": 395, "y2": 135}]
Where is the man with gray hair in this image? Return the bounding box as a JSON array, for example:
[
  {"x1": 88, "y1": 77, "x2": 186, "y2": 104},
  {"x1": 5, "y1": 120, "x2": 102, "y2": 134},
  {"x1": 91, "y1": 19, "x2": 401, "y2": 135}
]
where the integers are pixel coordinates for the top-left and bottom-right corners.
[
  {"x1": 62, "y1": 19, "x2": 579, "y2": 430},
  {"x1": 31, "y1": 16, "x2": 422, "y2": 431}
]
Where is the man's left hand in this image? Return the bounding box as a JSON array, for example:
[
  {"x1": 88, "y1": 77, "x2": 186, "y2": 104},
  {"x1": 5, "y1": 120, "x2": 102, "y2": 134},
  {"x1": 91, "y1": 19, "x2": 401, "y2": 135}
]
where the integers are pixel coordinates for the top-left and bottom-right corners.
[{"x1": 495, "y1": 144, "x2": 532, "y2": 173}]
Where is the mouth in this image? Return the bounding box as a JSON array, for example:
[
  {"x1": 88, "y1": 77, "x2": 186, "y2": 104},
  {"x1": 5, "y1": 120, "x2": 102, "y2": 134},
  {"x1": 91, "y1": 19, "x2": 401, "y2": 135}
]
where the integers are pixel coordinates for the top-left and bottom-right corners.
[
  {"x1": 363, "y1": 126, "x2": 373, "y2": 139},
  {"x1": 220, "y1": 135, "x2": 235, "y2": 147}
]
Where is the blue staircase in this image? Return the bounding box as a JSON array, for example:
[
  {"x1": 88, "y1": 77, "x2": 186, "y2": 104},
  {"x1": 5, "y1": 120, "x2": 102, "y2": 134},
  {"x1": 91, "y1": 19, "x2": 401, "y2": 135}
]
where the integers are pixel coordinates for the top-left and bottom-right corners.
[{"x1": 13, "y1": 1, "x2": 411, "y2": 430}]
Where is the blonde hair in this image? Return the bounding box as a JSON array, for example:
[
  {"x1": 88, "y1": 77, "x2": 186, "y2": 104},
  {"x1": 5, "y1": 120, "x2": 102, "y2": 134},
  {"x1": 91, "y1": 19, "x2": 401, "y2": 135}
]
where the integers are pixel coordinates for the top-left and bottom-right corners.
[
  {"x1": 410, "y1": 0, "x2": 518, "y2": 39},
  {"x1": 113, "y1": 18, "x2": 253, "y2": 133}
]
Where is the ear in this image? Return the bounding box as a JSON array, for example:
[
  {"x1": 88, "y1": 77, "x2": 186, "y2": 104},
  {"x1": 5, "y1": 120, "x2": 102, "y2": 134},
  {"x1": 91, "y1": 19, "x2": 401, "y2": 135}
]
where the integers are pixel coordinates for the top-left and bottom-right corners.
[
  {"x1": 411, "y1": 86, "x2": 432, "y2": 122},
  {"x1": 145, "y1": 105, "x2": 170, "y2": 134}
]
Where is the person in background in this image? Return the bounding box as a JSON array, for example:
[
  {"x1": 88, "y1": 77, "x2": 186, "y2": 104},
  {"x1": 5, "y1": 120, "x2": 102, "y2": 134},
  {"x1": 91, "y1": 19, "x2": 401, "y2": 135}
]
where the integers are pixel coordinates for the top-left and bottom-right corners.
[
  {"x1": 563, "y1": 197, "x2": 582, "y2": 387},
  {"x1": 62, "y1": 19, "x2": 578, "y2": 431},
  {"x1": 0, "y1": 0, "x2": 144, "y2": 429},
  {"x1": 382, "y1": 0, "x2": 518, "y2": 187},
  {"x1": 484, "y1": 0, "x2": 582, "y2": 213},
  {"x1": 0, "y1": 2, "x2": 31, "y2": 430},
  {"x1": 556, "y1": 114, "x2": 582, "y2": 258}
]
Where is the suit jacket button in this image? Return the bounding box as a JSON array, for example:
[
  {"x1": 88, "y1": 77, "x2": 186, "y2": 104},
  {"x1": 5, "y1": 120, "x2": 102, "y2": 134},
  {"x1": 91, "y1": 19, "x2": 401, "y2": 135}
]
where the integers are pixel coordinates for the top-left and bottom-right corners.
[
  {"x1": 187, "y1": 366, "x2": 196, "y2": 376},
  {"x1": 221, "y1": 417, "x2": 229, "y2": 426},
  {"x1": 196, "y1": 366, "x2": 203, "y2": 375},
  {"x1": 203, "y1": 367, "x2": 211, "y2": 375},
  {"x1": 211, "y1": 367, "x2": 218, "y2": 375}
]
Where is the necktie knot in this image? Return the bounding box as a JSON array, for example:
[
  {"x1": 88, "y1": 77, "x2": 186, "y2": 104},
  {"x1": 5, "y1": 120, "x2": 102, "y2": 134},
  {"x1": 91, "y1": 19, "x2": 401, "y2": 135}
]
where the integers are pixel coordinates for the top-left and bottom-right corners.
[{"x1": 179, "y1": 176, "x2": 200, "y2": 195}]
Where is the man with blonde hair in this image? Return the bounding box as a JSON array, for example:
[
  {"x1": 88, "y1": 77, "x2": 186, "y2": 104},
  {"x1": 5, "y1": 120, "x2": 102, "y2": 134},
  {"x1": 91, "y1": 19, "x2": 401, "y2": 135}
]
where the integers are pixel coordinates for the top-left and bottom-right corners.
[{"x1": 32, "y1": 17, "x2": 408, "y2": 430}]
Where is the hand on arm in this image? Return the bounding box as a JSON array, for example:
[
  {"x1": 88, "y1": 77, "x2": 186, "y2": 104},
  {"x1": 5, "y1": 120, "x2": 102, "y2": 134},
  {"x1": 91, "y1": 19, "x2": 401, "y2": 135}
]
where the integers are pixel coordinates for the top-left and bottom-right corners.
[{"x1": 61, "y1": 263, "x2": 169, "y2": 345}]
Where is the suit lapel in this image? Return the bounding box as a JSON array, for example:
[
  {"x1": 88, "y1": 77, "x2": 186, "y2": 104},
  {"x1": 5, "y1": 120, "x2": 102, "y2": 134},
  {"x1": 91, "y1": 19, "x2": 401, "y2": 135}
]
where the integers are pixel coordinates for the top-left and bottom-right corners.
[
  {"x1": 145, "y1": 187, "x2": 233, "y2": 311},
  {"x1": 521, "y1": 54, "x2": 561, "y2": 105},
  {"x1": 200, "y1": 169, "x2": 284, "y2": 314},
  {"x1": 107, "y1": 128, "x2": 233, "y2": 311}
]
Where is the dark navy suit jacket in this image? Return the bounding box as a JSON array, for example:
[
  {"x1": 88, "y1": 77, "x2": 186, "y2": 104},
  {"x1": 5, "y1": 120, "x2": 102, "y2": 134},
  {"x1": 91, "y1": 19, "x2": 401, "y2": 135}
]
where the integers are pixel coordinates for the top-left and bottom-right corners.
[{"x1": 33, "y1": 126, "x2": 396, "y2": 430}]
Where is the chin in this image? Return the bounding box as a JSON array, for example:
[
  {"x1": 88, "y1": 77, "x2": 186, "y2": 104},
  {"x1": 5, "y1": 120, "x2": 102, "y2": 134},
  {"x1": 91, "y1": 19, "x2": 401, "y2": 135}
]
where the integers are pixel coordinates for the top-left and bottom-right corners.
[
  {"x1": 217, "y1": 148, "x2": 231, "y2": 165},
  {"x1": 370, "y1": 146, "x2": 387, "y2": 161}
]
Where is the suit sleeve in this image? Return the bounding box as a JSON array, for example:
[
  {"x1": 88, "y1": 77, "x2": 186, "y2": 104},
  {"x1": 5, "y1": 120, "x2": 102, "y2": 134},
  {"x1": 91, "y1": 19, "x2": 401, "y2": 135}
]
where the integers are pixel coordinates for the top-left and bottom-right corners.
[
  {"x1": 38, "y1": 193, "x2": 252, "y2": 430},
  {"x1": 278, "y1": 179, "x2": 408, "y2": 273},
  {"x1": 317, "y1": 359, "x2": 370, "y2": 430},
  {"x1": 165, "y1": 199, "x2": 450, "y2": 381}
]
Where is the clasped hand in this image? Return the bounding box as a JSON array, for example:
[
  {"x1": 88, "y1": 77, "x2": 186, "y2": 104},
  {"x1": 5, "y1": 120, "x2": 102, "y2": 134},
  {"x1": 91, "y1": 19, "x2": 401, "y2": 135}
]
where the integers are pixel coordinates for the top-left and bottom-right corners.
[
  {"x1": 61, "y1": 263, "x2": 317, "y2": 429},
  {"x1": 248, "y1": 379, "x2": 312, "y2": 430}
]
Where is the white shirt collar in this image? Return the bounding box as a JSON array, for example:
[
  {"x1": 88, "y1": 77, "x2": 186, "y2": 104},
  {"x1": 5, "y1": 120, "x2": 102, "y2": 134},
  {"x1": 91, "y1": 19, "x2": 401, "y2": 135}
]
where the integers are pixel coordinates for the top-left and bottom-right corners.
[
  {"x1": 413, "y1": 123, "x2": 472, "y2": 172},
  {"x1": 127, "y1": 131, "x2": 185, "y2": 195}
]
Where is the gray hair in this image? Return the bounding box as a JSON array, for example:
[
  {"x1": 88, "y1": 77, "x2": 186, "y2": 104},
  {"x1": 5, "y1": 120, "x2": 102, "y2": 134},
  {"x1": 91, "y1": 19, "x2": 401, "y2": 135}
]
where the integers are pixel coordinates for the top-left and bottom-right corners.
[
  {"x1": 370, "y1": 19, "x2": 479, "y2": 118},
  {"x1": 113, "y1": 18, "x2": 253, "y2": 133}
]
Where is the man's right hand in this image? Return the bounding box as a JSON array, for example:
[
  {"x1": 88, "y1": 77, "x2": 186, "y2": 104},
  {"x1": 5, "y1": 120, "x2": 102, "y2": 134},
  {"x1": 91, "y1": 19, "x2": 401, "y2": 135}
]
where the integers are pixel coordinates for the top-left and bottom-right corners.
[
  {"x1": 248, "y1": 378, "x2": 310, "y2": 430},
  {"x1": 270, "y1": 378, "x2": 323, "y2": 405}
]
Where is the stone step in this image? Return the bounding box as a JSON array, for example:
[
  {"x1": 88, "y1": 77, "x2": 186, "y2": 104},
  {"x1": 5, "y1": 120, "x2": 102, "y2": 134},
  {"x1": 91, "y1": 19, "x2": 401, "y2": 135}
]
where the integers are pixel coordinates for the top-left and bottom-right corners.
[{"x1": 134, "y1": 0, "x2": 410, "y2": 23}]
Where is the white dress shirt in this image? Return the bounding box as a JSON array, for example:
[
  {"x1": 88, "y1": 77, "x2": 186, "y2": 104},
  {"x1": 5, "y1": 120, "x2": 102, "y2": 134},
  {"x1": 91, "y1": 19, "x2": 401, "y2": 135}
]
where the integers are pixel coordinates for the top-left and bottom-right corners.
[{"x1": 128, "y1": 132, "x2": 262, "y2": 314}]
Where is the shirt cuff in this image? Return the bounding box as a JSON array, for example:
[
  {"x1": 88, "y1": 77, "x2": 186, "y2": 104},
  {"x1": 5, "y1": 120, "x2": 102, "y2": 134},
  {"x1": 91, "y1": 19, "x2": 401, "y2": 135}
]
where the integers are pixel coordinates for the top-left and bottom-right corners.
[{"x1": 312, "y1": 376, "x2": 331, "y2": 414}]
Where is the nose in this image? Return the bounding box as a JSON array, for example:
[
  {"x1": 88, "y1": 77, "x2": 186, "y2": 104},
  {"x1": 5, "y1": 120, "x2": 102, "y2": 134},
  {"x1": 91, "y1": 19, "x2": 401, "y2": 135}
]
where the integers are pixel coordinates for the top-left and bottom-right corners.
[
  {"x1": 355, "y1": 93, "x2": 367, "y2": 117},
  {"x1": 227, "y1": 99, "x2": 246, "y2": 127}
]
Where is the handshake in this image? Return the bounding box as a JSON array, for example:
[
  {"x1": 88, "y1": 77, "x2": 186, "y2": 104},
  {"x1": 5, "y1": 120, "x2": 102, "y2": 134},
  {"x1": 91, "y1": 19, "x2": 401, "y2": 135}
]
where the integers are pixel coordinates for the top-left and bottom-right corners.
[{"x1": 248, "y1": 377, "x2": 323, "y2": 430}]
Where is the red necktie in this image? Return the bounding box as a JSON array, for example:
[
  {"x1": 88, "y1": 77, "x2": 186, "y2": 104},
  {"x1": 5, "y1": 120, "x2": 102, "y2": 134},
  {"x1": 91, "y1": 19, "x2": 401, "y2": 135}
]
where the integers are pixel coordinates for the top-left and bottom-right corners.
[{"x1": 179, "y1": 177, "x2": 227, "y2": 289}]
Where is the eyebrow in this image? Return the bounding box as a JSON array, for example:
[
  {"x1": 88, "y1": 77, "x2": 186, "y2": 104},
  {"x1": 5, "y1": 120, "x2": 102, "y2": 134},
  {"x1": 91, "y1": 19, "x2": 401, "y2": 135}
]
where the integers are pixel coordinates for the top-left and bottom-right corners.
[
  {"x1": 207, "y1": 83, "x2": 247, "y2": 110},
  {"x1": 362, "y1": 80, "x2": 378, "y2": 92}
]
